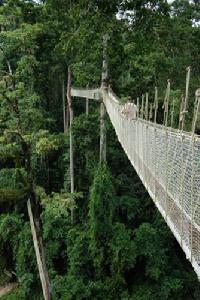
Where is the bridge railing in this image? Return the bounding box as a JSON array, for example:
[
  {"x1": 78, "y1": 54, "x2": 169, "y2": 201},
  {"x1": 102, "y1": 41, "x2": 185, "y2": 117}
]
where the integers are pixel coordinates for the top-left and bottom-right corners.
[
  {"x1": 71, "y1": 85, "x2": 200, "y2": 278},
  {"x1": 104, "y1": 89, "x2": 200, "y2": 278}
]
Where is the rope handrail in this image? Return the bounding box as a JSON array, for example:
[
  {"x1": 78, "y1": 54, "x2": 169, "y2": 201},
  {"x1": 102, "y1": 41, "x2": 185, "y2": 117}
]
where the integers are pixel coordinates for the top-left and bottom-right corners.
[
  {"x1": 103, "y1": 88, "x2": 200, "y2": 278},
  {"x1": 71, "y1": 85, "x2": 200, "y2": 277}
]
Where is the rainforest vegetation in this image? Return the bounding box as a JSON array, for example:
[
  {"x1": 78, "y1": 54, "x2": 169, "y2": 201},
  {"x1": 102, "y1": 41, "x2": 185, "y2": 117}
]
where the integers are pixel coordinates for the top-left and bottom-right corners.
[{"x1": 0, "y1": 0, "x2": 200, "y2": 299}]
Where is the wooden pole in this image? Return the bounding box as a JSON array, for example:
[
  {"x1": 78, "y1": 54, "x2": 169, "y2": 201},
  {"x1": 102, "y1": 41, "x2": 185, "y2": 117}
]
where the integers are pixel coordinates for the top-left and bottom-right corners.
[
  {"x1": 178, "y1": 94, "x2": 185, "y2": 130},
  {"x1": 101, "y1": 34, "x2": 109, "y2": 86},
  {"x1": 100, "y1": 34, "x2": 109, "y2": 164},
  {"x1": 154, "y1": 87, "x2": 158, "y2": 124},
  {"x1": 27, "y1": 200, "x2": 51, "y2": 300},
  {"x1": 63, "y1": 77, "x2": 69, "y2": 133},
  {"x1": 145, "y1": 92, "x2": 149, "y2": 120},
  {"x1": 185, "y1": 66, "x2": 191, "y2": 113},
  {"x1": 179, "y1": 67, "x2": 191, "y2": 131},
  {"x1": 63, "y1": 79, "x2": 66, "y2": 132},
  {"x1": 163, "y1": 79, "x2": 170, "y2": 127},
  {"x1": 86, "y1": 84, "x2": 89, "y2": 116},
  {"x1": 149, "y1": 103, "x2": 153, "y2": 121},
  {"x1": 137, "y1": 97, "x2": 139, "y2": 118},
  {"x1": 141, "y1": 94, "x2": 144, "y2": 119},
  {"x1": 170, "y1": 98, "x2": 175, "y2": 128},
  {"x1": 67, "y1": 66, "x2": 74, "y2": 193},
  {"x1": 100, "y1": 102, "x2": 106, "y2": 163},
  {"x1": 67, "y1": 66, "x2": 74, "y2": 221}
]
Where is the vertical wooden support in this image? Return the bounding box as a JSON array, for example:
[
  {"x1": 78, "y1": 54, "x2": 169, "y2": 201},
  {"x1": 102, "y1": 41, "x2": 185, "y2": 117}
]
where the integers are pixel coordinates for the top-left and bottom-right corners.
[
  {"x1": 154, "y1": 87, "x2": 158, "y2": 124},
  {"x1": 149, "y1": 103, "x2": 153, "y2": 121},
  {"x1": 100, "y1": 102, "x2": 106, "y2": 163},
  {"x1": 101, "y1": 34, "x2": 109, "y2": 86},
  {"x1": 185, "y1": 67, "x2": 191, "y2": 111},
  {"x1": 163, "y1": 79, "x2": 170, "y2": 127},
  {"x1": 86, "y1": 84, "x2": 89, "y2": 116},
  {"x1": 67, "y1": 66, "x2": 74, "y2": 193},
  {"x1": 179, "y1": 94, "x2": 185, "y2": 130},
  {"x1": 192, "y1": 89, "x2": 200, "y2": 134},
  {"x1": 179, "y1": 67, "x2": 191, "y2": 130},
  {"x1": 27, "y1": 200, "x2": 51, "y2": 300},
  {"x1": 145, "y1": 92, "x2": 149, "y2": 120},
  {"x1": 100, "y1": 34, "x2": 109, "y2": 164},
  {"x1": 141, "y1": 94, "x2": 144, "y2": 119},
  {"x1": 170, "y1": 98, "x2": 175, "y2": 128},
  {"x1": 63, "y1": 79, "x2": 69, "y2": 133},
  {"x1": 86, "y1": 98, "x2": 89, "y2": 116},
  {"x1": 67, "y1": 66, "x2": 75, "y2": 222},
  {"x1": 137, "y1": 97, "x2": 139, "y2": 118}
]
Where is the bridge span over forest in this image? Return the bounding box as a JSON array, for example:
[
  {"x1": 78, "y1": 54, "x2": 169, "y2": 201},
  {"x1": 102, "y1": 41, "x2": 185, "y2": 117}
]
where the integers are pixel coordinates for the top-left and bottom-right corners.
[{"x1": 71, "y1": 71, "x2": 200, "y2": 279}]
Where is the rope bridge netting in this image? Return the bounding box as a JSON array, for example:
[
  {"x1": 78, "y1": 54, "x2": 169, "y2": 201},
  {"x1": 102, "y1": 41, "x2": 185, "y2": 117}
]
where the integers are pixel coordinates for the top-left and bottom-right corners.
[{"x1": 72, "y1": 87, "x2": 200, "y2": 278}]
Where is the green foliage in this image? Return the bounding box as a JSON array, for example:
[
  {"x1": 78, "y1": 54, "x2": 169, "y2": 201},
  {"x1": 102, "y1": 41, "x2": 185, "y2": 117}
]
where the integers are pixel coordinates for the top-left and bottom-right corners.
[
  {"x1": 110, "y1": 223, "x2": 136, "y2": 275},
  {"x1": 0, "y1": 214, "x2": 22, "y2": 286},
  {"x1": 15, "y1": 223, "x2": 37, "y2": 294},
  {"x1": 0, "y1": 287, "x2": 26, "y2": 300},
  {"x1": 89, "y1": 164, "x2": 114, "y2": 244},
  {"x1": 88, "y1": 164, "x2": 114, "y2": 276},
  {"x1": 0, "y1": 168, "x2": 28, "y2": 204},
  {"x1": 72, "y1": 112, "x2": 100, "y2": 192},
  {"x1": 1, "y1": 0, "x2": 200, "y2": 299}
]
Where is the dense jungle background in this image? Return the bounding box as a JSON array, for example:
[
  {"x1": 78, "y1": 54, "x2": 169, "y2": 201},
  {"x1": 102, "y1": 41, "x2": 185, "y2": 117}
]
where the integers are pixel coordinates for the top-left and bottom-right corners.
[{"x1": 0, "y1": 0, "x2": 200, "y2": 299}]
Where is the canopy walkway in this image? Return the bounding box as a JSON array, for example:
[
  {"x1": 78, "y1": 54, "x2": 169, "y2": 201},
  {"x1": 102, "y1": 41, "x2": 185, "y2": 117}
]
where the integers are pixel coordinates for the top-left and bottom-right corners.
[{"x1": 71, "y1": 86, "x2": 200, "y2": 278}]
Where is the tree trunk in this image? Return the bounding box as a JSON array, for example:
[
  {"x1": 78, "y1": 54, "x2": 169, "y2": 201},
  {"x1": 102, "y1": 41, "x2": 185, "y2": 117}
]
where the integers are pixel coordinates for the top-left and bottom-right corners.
[
  {"x1": 100, "y1": 102, "x2": 106, "y2": 163},
  {"x1": 100, "y1": 34, "x2": 109, "y2": 164},
  {"x1": 67, "y1": 66, "x2": 75, "y2": 221},
  {"x1": 63, "y1": 79, "x2": 69, "y2": 133},
  {"x1": 63, "y1": 79, "x2": 66, "y2": 132},
  {"x1": 86, "y1": 84, "x2": 89, "y2": 115},
  {"x1": 27, "y1": 200, "x2": 51, "y2": 300},
  {"x1": 24, "y1": 144, "x2": 51, "y2": 300}
]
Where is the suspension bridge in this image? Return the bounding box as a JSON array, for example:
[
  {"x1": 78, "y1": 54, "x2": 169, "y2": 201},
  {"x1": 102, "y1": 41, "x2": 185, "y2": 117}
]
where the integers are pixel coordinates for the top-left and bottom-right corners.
[{"x1": 71, "y1": 84, "x2": 200, "y2": 278}]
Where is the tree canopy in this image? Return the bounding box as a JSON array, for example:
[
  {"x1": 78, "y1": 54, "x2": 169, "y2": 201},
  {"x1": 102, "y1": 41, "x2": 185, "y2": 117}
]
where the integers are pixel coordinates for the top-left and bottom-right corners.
[{"x1": 0, "y1": 0, "x2": 200, "y2": 299}]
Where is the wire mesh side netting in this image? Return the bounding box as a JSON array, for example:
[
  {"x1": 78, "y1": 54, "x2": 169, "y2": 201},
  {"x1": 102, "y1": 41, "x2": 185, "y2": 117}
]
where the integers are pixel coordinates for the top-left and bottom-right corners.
[{"x1": 104, "y1": 90, "x2": 200, "y2": 278}]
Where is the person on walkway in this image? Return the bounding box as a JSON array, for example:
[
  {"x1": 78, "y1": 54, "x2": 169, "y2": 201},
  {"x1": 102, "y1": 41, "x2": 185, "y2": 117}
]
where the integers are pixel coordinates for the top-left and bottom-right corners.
[{"x1": 122, "y1": 96, "x2": 137, "y2": 119}]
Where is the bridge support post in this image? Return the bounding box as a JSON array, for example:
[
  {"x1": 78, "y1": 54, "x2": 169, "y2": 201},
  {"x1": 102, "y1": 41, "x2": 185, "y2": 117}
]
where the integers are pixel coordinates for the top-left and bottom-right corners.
[
  {"x1": 99, "y1": 34, "x2": 109, "y2": 164},
  {"x1": 63, "y1": 79, "x2": 69, "y2": 133},
  {"x1": 86, "y1": 83, "x2": 89, "y2": 116},
  {"x1": 67, "y1": 66, "x2": 74, "y2": 194},
  {"x1": 100, "y1": 100, "x2": 106, "y2": 163},
  {"x1": 67, "y1": 66, "x2": 75, "y2": 222}
]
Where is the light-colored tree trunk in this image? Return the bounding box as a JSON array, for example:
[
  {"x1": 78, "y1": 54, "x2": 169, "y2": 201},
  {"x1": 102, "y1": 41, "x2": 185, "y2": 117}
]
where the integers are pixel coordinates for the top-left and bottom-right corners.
[
  {"x1": 100, "y1": 102, "x2": 106, "y2": 163},
  {"x1": 100, "y1": 34, "x2": 109, "y2": 164},
  {"x1": 63, "y1": 79, "x2": 69, "y2": 133},
  {"x1": 86, "y1": 98, "x2": 89, "y2": 115},
  {"x1": 63, "y1": 79, "x2": 66, "y2": 132},
  {"x1": 67, "y1": 66, "x2": 74, "y2": 221},
  {"x1": 67, "y1": 66, "x2": 74, "y2": 193},
  {"x1": 27, "y1": 200, "x2": 51, "y2": 300},
  {"x1": 86, "y1": 84, "x2": 89, "y2": 115}
]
